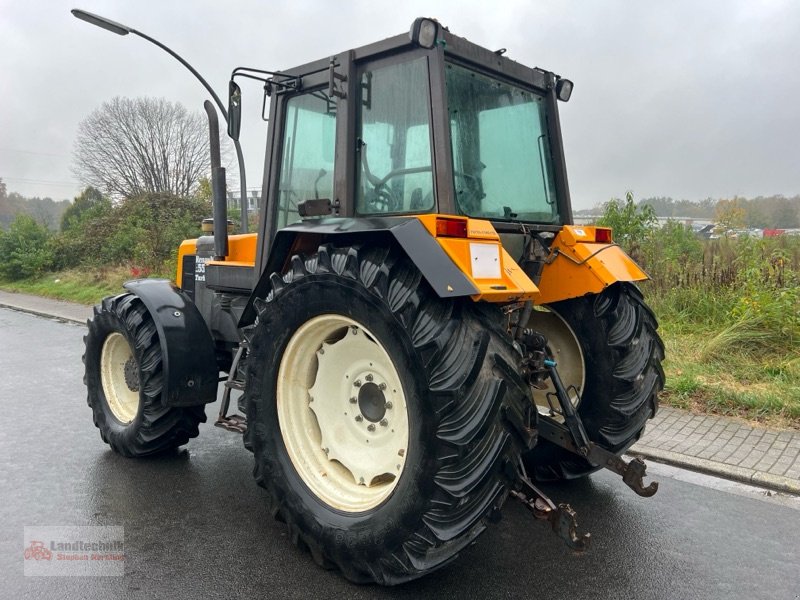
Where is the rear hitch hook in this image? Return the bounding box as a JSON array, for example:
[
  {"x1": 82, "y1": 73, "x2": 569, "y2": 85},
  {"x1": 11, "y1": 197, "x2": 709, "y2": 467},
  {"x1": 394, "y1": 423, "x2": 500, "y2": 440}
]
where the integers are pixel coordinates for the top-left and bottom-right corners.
[
  {"x1": 622, "y1": 456, "x2": 659, "y2": 497},
  {"x1": 512, "y1": 461, "x2": 591, "y2": 552},
  {"x1": 550, "y1": 502, "x2": 591, "y2": 552}
]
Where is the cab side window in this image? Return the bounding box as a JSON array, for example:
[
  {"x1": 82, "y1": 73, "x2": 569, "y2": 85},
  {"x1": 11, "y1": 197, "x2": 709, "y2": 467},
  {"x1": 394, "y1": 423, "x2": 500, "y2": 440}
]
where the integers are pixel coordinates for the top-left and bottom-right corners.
[
  {"x1": 356, "y1": 57, "x2": 435, "y2": 214},
  {"x1": 276, "y1": 91, "x2": 336, "y2": 228}
]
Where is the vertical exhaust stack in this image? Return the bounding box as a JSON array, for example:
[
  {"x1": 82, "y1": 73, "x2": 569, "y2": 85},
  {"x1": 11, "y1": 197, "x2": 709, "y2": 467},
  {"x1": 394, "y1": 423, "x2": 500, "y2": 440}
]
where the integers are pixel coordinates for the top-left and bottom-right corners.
[{"x1": 203, "y1": 100, "x2": 228, "y2": 260}]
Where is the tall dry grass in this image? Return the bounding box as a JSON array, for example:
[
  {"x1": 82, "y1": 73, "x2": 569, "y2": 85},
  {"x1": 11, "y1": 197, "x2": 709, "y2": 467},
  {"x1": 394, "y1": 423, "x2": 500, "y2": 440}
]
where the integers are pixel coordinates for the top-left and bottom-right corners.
[{"x1": 639, "y1": 229, "x2": 800, "y2": 359}]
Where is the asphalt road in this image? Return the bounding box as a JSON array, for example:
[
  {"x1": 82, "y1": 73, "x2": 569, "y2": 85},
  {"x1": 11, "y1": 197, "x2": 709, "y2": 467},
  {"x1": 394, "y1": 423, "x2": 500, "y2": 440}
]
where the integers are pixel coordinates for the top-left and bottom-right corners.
[{"x1": 2, "y1": 307, "x2": 799, "y2": 600}]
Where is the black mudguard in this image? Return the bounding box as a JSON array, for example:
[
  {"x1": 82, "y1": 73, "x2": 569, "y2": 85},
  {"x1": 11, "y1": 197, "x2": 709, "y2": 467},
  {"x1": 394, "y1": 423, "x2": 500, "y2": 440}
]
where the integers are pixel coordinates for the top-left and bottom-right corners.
[
  {"x1": 240, "y1": 217, "x2": 480, "y2": 326},
  {"x1": 123, "y1": 279, "x2": 218, "y2": 407}
]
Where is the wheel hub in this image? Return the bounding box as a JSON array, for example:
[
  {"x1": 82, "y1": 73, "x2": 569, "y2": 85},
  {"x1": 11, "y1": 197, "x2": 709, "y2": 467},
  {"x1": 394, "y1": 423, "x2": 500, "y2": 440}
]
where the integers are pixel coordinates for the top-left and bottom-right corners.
[
  {"x1": 99, "y1": 332, "x2": 140, "y2": 424},
  {"x1": 357, "y1": 382, "x2": 386, "y2": 423},
  {"x1": 123, "y1": 357, "x2": 140, "y2": 392},
  {"x1": 277, "y1": 315, "x2": 409, "y2": 512},
  {"x1": 308, "y1": 326, "x2": 406, "y2": 487},
  {"x1": 526, "y1": 308, "x2": 585, "y2": 415}
]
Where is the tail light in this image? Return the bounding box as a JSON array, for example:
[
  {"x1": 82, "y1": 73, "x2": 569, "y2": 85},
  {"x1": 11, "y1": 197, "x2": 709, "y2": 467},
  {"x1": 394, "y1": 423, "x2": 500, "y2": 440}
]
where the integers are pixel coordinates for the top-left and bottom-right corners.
[
  {"x1": 436, "y1": 218, "x2": 468, "y2": 238},
  {"x1": 595, "y1": 227, "x2": 613, "y2": 243}
]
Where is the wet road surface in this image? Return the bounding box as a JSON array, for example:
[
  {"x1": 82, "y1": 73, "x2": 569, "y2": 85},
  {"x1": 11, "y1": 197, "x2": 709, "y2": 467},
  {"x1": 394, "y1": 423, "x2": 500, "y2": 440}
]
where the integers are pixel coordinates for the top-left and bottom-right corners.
[{"x1": 1, "y1": 307, "x2": 799, "y2": 599}]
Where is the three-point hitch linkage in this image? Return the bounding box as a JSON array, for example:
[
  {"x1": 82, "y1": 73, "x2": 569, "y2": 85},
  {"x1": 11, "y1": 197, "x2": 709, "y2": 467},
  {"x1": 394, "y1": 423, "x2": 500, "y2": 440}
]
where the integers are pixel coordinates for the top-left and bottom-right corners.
[{"x1": 513, "y1": 328, "x2": 659, "y2": 550}]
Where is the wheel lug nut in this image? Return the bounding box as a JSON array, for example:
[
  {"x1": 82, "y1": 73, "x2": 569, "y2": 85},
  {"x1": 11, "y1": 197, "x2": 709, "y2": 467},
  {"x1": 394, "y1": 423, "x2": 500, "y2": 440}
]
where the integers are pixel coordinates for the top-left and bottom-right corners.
[
  {"x1": 379, "y1": 383, "x2": 386, "y2": 391},
  {"x1": 353, "y1": 380, "x2": 361, "y2": 388},
  {"x1": 385, "y1": 401, "x2": 393, "y2": 410},
  {"x1": 380, "y1": 419, "x2": 388, "y2": 427},
  {"x1": 349, "y1": 397, "x2": 357, "y2": 404},
  {"x1": 365, "y1": 374, "x2": 373, "y2": 382},
  {"x1": 367, "y1": 424, "x2": 376, "y2": 432},
  {"x1": 355, "y1": 415, "x2": 363, "y2": 422}
]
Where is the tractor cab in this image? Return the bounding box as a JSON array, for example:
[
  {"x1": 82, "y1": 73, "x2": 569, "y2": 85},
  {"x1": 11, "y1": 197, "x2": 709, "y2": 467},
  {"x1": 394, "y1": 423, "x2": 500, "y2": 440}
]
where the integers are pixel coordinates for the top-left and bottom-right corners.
[{"x1": 228, "y1": 18, "x2": 574, "y2": 275}]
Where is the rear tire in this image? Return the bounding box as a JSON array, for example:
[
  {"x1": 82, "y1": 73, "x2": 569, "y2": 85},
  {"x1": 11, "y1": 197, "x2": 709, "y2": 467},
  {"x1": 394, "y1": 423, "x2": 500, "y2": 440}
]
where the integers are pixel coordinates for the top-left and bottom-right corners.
[
  {"x1": 244, "y1": 244, "x2": 534, "y2": 585},
  {"x1": 523, "y1": 283, "x2": 664, "y2": 480},
  {"x1": 83, "y1": 294, "x2": 206, "y2": 457}
]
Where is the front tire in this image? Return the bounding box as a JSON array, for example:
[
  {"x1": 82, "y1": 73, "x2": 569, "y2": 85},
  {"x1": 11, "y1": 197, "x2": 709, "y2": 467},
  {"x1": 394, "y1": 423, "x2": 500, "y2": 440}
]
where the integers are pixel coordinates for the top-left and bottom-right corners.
[
  {"x1": 83, "y1": 294, "x2": 206, "y2": 457},
  {"x1": 523, "y1": 283, "x2": 665, "y2": 480},
  {"x1": 244, "y1": 245, "x2": 534, "y2": 585}
]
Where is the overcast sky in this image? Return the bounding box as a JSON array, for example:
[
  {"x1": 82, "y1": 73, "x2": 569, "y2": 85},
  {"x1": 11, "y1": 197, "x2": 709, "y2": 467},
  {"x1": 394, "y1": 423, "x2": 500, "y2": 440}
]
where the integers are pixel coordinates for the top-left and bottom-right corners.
[{"x1": 1, "y1": 0, "x2": 798, "y2": 210}]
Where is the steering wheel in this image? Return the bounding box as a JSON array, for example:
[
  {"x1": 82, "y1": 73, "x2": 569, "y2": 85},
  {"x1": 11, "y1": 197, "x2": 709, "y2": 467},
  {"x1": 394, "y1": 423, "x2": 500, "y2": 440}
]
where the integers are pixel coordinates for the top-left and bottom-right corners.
[
  {"x1": 453, "y1": 170, "x2": 485, "y2": 214},
  {"x1": 359, "y1": 138, "x2": 485, "y2": 213},
  {"x1": 365, "y1": 165, "x2": 433, "y2": 213},
  {"x1": 364, "y1": 186, "x2": 400, "y2": 213}
]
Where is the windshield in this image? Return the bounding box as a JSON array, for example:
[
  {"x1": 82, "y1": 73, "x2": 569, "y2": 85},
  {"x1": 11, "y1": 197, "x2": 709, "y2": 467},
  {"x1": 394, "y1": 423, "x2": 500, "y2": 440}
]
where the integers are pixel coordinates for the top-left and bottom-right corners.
[{"x1": 445, "y1": 63, "x2": 560, "y2": 223}]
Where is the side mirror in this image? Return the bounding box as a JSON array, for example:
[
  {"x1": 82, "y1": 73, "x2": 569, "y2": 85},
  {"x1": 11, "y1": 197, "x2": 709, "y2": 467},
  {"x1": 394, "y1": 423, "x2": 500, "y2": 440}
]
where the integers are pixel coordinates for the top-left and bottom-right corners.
[
  {"x1": 228, "y1": 80, "x2": 242, "y2": 140},
  {"x1": 555, "y1": 79, "x2": 574, "y2": 102}
]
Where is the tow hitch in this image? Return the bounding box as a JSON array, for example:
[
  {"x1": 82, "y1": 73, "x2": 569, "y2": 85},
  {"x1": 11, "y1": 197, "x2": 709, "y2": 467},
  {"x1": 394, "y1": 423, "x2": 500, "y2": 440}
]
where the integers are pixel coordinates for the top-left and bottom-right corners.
[{"x1": 512, "y1": 460, "x2": 591, "y2": 551}]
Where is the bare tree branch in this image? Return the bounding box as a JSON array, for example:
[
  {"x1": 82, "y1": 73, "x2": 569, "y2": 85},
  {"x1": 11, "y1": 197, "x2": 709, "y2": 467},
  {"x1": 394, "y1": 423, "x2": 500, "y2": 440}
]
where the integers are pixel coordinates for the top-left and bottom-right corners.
[{"x1": 71, "y1": 97, "x2": 211, "y2": 200}]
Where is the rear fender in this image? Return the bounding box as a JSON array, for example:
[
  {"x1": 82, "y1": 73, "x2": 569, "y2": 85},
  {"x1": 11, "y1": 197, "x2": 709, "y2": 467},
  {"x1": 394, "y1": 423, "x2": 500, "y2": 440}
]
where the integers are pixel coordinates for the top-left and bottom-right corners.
[
  {"x1": 240, "y1": 217, "x2": 481, "y2": 326},
  {"x1": 534, "y1": 225, "x2": 648, "y2": 305},
  {"x1": 123, "y1": 279, "x2": 218, "y2": 407},
  {"x1": 239, "y1": 216, "x2": 542, "y2": 326}
]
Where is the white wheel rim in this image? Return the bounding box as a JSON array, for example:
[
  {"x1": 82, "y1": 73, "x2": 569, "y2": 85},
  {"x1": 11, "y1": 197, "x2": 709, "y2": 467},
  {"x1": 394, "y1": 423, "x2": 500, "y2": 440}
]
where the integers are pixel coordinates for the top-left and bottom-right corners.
[
  {"x1": 100, "y1": 332, "x2": 140, "y2": 424},
  {"x1": 277, "y1": 314, "x2": 409, "y2": 513},
  {"x1": 527, "y1": 307, "x2": 585, "y2": 415}
]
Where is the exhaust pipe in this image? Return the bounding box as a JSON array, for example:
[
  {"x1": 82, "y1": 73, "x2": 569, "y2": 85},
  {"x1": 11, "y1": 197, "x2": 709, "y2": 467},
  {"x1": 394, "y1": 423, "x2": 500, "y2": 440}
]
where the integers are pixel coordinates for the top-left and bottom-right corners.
[{"x1": 203, "y1": 100, "x2": 228, "y2": 260}]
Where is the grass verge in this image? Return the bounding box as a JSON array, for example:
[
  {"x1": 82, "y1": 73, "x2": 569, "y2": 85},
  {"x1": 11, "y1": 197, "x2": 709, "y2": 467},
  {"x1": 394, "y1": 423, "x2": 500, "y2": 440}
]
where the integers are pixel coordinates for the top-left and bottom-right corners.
[
  {"x1": 658, "y1": 320, "x2": 800, "y2": 429},
  {"x1": 0, "y1": 268, "x2": 154, "y2": 305}
]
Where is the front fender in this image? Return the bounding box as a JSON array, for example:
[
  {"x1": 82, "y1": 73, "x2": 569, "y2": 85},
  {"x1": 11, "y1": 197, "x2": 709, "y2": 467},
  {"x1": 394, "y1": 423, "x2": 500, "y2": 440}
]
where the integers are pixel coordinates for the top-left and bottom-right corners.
[
  {"x1": 533, "y1": 225, "x2": 648, "y2": 305},
  {"x1": 123, "y1": 279, "x2": 218, "y2": 407}
]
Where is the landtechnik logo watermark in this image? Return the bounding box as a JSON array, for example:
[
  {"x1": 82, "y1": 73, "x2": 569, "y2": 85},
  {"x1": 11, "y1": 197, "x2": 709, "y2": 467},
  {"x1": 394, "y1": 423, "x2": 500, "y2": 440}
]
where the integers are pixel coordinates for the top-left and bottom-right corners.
[{"x1": 23, "y1": 526, "x2": 124, "y2": 576}]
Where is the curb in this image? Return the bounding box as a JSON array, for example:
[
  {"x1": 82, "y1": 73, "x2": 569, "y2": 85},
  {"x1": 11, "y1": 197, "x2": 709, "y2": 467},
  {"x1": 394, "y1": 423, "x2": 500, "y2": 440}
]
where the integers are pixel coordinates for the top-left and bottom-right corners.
[
  {"x1": 0, "y1": 300, "x2": 88, "y2": 325},
  {"x1": 629, "y1": 445, "x2": 800, "y2": 495}
]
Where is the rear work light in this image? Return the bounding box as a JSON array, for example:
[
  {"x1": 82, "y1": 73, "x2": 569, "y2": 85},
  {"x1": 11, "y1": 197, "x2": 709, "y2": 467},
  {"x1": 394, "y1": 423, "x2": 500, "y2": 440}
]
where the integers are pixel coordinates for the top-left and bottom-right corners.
[
  {"x1": 436, "y1": 218, "x2": 468, "y2": 238},
  {"x1": 595, "y1": 227, "x2": 613, "y2": 243}
]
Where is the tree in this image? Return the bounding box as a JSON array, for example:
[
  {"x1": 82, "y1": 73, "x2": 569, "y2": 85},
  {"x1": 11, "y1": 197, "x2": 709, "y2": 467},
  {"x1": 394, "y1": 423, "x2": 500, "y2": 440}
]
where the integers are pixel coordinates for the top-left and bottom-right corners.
[
  {"x1": 771, "y1": 196, "x2": 800, "y2": 228},
  {"x1": 0, "y1": 184, "x2": 69, "y2": 231},
  {"x1": 60, "y1": 186, "x2": 108, "y2": 232},
  {"x1": 715, "y1": 198, "x2": 746, "y2": 232},
  {"x1": 741, "y1": 199, "x2": 768, "y2": 228},
  {"x1": 72, "y1": 97, "x2": 210, "y2": 200},
  {"x1": 0, "y1": 178, "x2": 8, "y2": 229}
]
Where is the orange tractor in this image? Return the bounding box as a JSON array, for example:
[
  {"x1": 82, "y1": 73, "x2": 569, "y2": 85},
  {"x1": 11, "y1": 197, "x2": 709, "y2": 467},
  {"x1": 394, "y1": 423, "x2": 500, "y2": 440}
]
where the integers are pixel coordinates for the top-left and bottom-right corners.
[{"x1": 77, "y1": 14, "x2": 664, "y2": 585}]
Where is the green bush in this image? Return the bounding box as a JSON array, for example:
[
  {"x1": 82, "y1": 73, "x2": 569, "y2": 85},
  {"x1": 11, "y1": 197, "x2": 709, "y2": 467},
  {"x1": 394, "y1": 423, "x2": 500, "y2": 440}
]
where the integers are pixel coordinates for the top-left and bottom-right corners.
[
  {"x1": 108, "y1": 193, "x2": 210, "y2": 271},
  {"x1": 54, "y1": 191, "x2": 210, "y2": 274},
  {"x1": 643, "y1": 230, "x2": 799, "y2": 356},
  {"x1": 51, "y1": 196, "x2": 114, "y2": 270},
  {"x1": 0, "y1": 214, "x2": 55, "y2": 280},
  {"x1": 596, "y1": 194, "x2": 800, "y2": 357}
]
